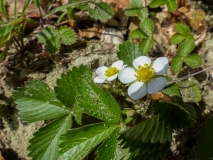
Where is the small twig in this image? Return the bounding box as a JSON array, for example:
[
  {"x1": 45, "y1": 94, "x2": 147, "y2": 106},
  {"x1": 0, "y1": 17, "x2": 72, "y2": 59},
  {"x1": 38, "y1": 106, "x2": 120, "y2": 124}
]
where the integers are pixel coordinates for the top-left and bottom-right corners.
[{"x1": 167, "y1": 65, "x2": 213, "y2": 84}]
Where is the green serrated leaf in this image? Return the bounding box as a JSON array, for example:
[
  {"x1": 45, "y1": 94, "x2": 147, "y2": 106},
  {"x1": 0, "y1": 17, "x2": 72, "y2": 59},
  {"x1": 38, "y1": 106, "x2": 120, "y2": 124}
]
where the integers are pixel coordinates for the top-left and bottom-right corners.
[
  {"x1": 177, "y1": 40, "x2": 195, "y2": 57},
  {"x1": 139, "y1": 18, "x2": 154, "y2": 36},
  {"x1": 177, "y1": 80, "x2": 202, "y2": 103},
  {"x1": 54, "y1": 65, "x2": 92, "y2": 109},
  {"x1": 129, "y1": 28, "x2": 147, "y2": 39},
  {"x1": 195, "y1": 116, "x2": 213, "y2": 160},
  {"x1": 170, "y1": 34, "x2": 186, "y2": 44},
  {"x1": 58, "y1": 26, "x2": 76, "y2": 45},
  {"x1": 95, "y1": 128, "x2": 119, "y2": 160},
  {"x1": 12, "y1": 80, "x2": 70, "y2": 122},
  {"x1": 37, "y1": 26, "x2": 60, "y2": 54},
  {"x1": 28, "y1": 115, "x2": 72, "y2": 160},
  {"x1": 117, "y1": 41, "x2": 144, "y2": 66},
  {"x1": 88, "y1": 2, "x2": 114, "y2": 21},
  {"x1": 139, "y1": 38, "x2": 154, "y2": 54},
  {"x1": 152, "y1": 101, "x2": 195, "y2": 129},
  {"x1": 125, "y1": 0, "x2": 143, "y2": 16},
  {"x1": 73, "y1": 101, "x2": 83, "y2": 125},
  {"x1": 119, "y1": 138, "x2": 170, "y2": 160},
  {"x1": 184, "y1": 54, "x2": 202, "y2": 69},
  {"x1": 149, "y1": 0, "x2": 165, "y2": 8},
  {"x1": 76, "y1": 78, "x2": 121, "y2": 123},
  {"x1": 149, "y1": 0, "x2": 176, "y2": 12},
  {"x1": 162, "y1": 83, "x2": 181, "y2": 97},
  {"x1": 120, "y1": 116, "x2": 172, "y2": 143},
  {"x1": 59, "y1": 123, "x2": 119, "y2": 160},
  {"x1": 185, "y1": 34, "x2": 194, "y2": 41},
  {"x1": 167, "y1": 0, "x2": 177, "y2": 12},
  {"x1": 138, "y1": 7, "x2": 149, "y2": 20},
  {"x1": 175, "y1": 23, "x2": 191, "y2": 35},
  {"x1": 171, "y1": 55, "x2": 183, "y2": 73}
]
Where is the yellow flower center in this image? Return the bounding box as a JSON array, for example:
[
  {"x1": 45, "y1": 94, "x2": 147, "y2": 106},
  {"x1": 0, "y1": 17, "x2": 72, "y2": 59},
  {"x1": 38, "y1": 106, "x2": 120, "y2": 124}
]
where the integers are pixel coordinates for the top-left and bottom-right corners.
[
  {"x1": 135, "y1": 64, "x2": 155, "y2": 82},
  {"x1": 105, "y1": 67, "x2": 119, "y2": 77}
]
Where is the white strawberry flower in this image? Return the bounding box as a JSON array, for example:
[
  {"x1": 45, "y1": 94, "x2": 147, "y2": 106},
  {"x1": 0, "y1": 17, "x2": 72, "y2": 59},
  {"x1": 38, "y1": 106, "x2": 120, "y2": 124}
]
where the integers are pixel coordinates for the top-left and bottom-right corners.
[
  {"x1": 118, "y1": 56, "x2": 169, "y2": 100},
  {"x1": 94, "y1": 60, "x2": 126, "y2": 83}
]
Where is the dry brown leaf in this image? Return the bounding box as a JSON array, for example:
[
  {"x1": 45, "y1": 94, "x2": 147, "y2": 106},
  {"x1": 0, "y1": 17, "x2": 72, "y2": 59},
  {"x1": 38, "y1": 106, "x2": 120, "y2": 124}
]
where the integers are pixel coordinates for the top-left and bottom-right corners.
[
  {"x1": 5, "y1": 0, "x2": 38, "y2": 18},
  {"x1": 194, "y1": 26, "x2": 207, "y2": 46},
  {"x1": 78, "y1": 27, "x2": 103, "y2": 39},
  {"x1": 151, "y1": 92, "x2": 171, "y2": 101},
  {"x1": 176, "y1": 0, "x2": 190, "y2": 8},
  {"x1": 102, "y1": 0, "x2": 129, "y2": 26},
  {"x1": 0, "y1": 152, "x2": 5, "y2": 160}
]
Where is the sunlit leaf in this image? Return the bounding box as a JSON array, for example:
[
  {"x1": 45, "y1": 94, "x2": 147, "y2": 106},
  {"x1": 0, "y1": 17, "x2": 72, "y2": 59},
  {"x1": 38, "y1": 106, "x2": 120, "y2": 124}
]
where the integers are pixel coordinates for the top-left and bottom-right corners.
[
  {"x1": 118, "y1": 41, "x2": 144, "y2": 66},
  {"x1": 59, "y1": 123, "x2": 119, "y2": 160},
  {"x1": 13, "y1": 80, "x2": 70, "y2": 122},
  {"x1": 28, "y1": 115, "x2": 72, "y2": 160},
  {"x1": 177, "y1": 80, "x2": 202, "y2": 103},
  {"x1": 184, "y1": 54, "x2": 202, "y2": 69},
  {"x1": 95, "y1": 128, "x2": 119, "y2": 160},
  {"x1": 88, "y1": 2, "x2": 114, "y2": 21}
]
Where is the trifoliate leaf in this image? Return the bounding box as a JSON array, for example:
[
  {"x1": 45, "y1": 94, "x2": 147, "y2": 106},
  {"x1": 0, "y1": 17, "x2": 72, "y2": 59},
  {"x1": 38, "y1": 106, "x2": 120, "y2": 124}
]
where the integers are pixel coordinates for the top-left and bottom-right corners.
[
  {"x1": 59, "y1": 123, "x2": 119, "y2": 160},
  {"x1": 184, "y1": 54, "x2": 202, "y2": 69},
  {"x1": 58, "y1": 26, "x2": 76, "y2": 45},
  {"x1": 139, "y1": 37, "x2": 154, "y2": 54},
  {"x1": 129, "y1": 28, "x2": 147, "y2": 39},
  {"x1": 95, "y1": 128, "x2": 119, "y2": 160},
  {"x1": 177, "y1": 40, "x2": 195, "y2": 57},
  {"x1": 37, "y1": 26, "x2": 60, "y2": 54},
  {"x1": 139, "y1": 18, "x2": 154, "y2": 36},
  {"x1": 171, "y1": 55, "x2": 183, "y2": 73},
  {"x1": 119, "y1": 116, "x2": 172, "y2": 144},
  {"x1": 54, "y1": 65, "x2": 92, "y2": 109},
  {"x1": 177, "y1": 80, "x2": 202, "y2": 103},
  {"x1": 76, "y1": 78, "x2": 121, "y2": 123},
  {"x1": 175, "y1": 23, "x2": 191, "y2": 35},
  {"x1": 170, "y1": 34, "x2": 186, "y2": 44},
  {"x1": 149, "y1": 0, "x2": 176, "y2": 12},
  {"x1": 195, "y1": 116, "x2": 213, "y2": 160},
  {"x1": 152, "y1": 101, "x2": 195, "y2": 129},
  {"x1": 28, "y1": 115, "x2": 72, "y2": 160},
  {"x1": 162, "y1": 83, "x2": 181, "y2": 97},
  {"x1": 117, "y1": 41, "x2": 144, "y2": 66},
  {"x1": 125, "y1": 0, "x2": 143, "y2": 16},
  {"x1": 12, "y1": 80, "x2": 70, "y2": 122},
  {"x1": 88, "y1": 2, "x2": 114, "y2": 21}
]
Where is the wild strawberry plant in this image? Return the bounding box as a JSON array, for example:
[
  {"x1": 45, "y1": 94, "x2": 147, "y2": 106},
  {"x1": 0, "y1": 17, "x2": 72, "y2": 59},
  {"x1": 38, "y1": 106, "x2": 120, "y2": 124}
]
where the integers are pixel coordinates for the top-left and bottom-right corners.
[{"x1": 10, "y1": 0, "x2": 213, "y2": 160}]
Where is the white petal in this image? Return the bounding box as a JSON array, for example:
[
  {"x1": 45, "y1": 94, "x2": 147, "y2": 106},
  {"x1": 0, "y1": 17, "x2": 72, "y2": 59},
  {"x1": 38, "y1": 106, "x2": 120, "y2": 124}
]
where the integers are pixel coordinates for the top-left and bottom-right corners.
[
  {"x1": 107, "y1": 74, "x2": 118, "y2": 81},
  {"x1": 94, "y1": 76, "x2": 106, "y2": 83},
  {"x1": 148, "y1": 77, "x2": 167, "y2": 94},
  {"x1": 96, "y1": 66, "x2": 108, "y2": 76},
  {"x1": 118, "y1": 68, "x2": 136, "y2": 84},
  {"x1": 152, "y1": 57, "x2": 169, "y2": 75},
  {"x1": 128, "y1": 82, "x2": 147, "y2": 100},
  {"x1": 111, "y1": 60, "x2": 124, "y2": 70},
  {"x1": 133, "y1": 56, "x2": 151, "y2": 69}
]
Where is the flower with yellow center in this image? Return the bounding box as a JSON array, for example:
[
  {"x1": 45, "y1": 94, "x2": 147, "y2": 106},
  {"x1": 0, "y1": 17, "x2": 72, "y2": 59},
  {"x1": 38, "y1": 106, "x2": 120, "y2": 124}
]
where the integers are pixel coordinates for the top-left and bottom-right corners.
[
  {"x1": 94, "y1": 60, "x2": 126, "y2": 83},
  {"x1": 118, "y1": 56, "x2": 169, "y2": 100}
]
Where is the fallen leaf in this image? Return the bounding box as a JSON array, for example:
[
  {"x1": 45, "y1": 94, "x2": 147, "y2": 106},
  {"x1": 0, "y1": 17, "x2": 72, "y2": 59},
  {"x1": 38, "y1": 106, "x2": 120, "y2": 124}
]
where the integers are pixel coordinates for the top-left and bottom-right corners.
[
  {"x1": 190, "y1": 9, "x2": 206, "y2": 30},
  {"x1": 78, "y1": 27, "x2": 103, "y2": 39}
]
